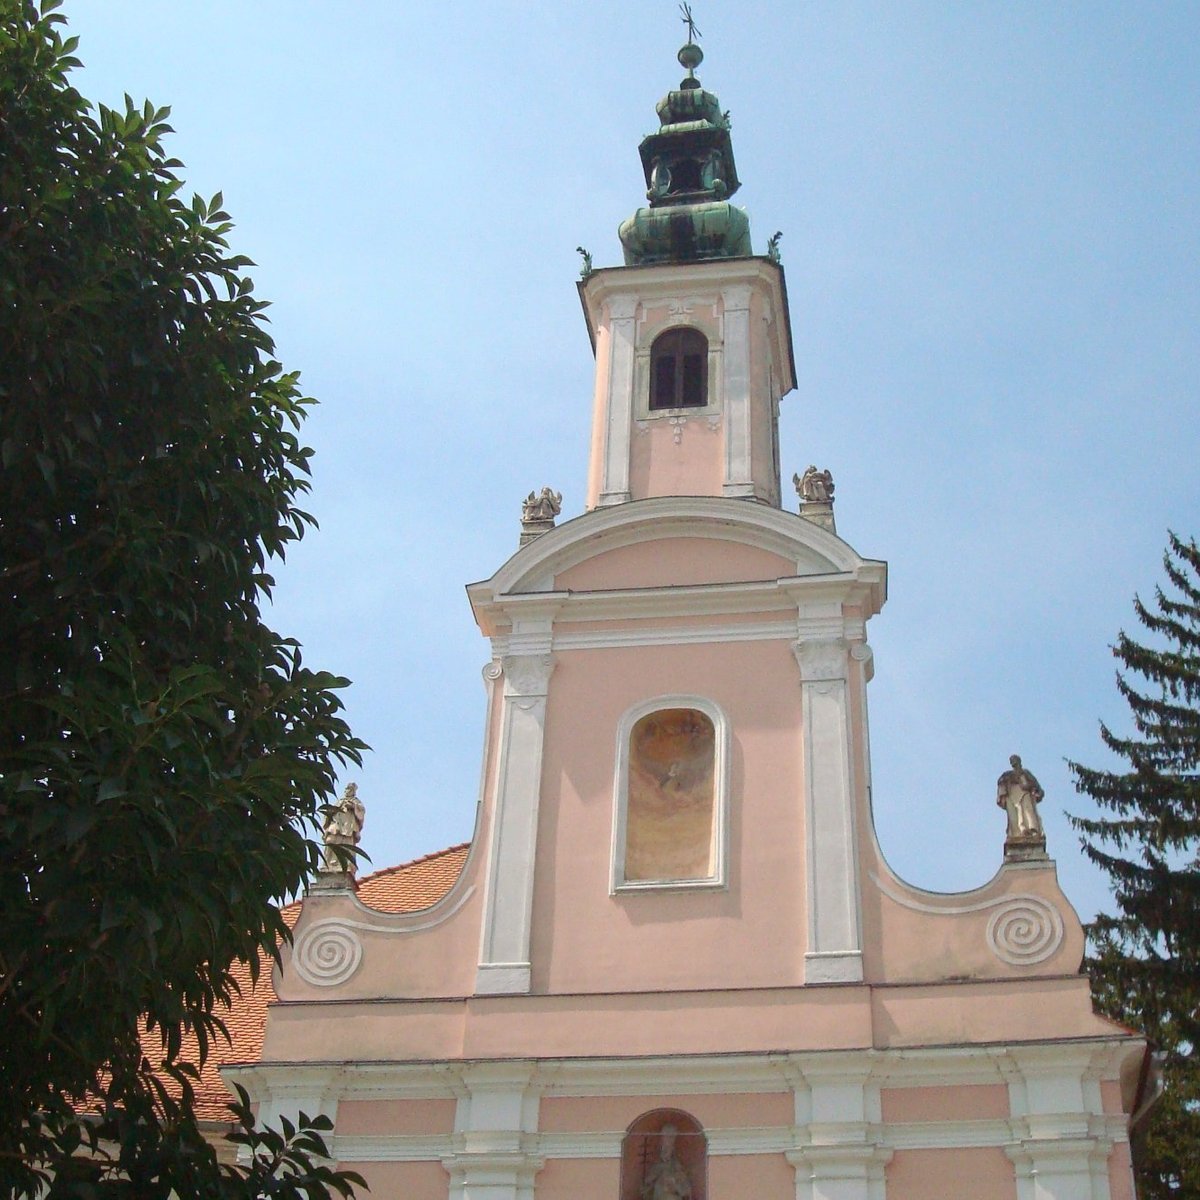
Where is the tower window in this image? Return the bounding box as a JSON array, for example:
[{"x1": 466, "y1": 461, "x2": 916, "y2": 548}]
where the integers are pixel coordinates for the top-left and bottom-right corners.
[{"x1": 650, "y1": 327, "x2": 708, "y2": 410}]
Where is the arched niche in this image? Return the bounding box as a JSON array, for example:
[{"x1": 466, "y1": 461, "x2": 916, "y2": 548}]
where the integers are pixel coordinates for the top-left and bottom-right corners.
[
  {"x1": 620, "y1": 1108, "x2": 707, "y2": 1200},
  {"x1": 612, "y1": 698, "x2": 728, "y2": 892}
]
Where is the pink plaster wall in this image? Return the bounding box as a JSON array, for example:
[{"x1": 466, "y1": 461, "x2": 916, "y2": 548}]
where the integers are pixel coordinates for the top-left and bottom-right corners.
[
  {"x1": 871, "y1": 976, "x2": 1115, "y2": 1047},
  {"x1": 539, "y1": 1092, "x2": 792, "y2": 1132},
  {"x1": 886, "y1": 1147, "x2": 1016, "y2": 1199},
  {"x1": 1101, "y1": 1078, "x2": 1126, "y2": 1114},
  {"x1": 261, "y1": 986, "x2": 876, "y2": 1062},
  {"x1": 1108, "y1": 1140, "x2": 1136, "y2": 1200},
  {"x1": 554, "y1": 537, "x2": 795, "y2": 590},
  {"x1": 880, "y1": 1083, "x2": 1009, "y2": 1122},
  {"x1": 531, "y1": 639, "x2": 806, "y2": 993},
  {"x1": 709, "y1": 1152, "x2": 793, "y2": 1200},
  {"x1": 335, "y1": 1098, "x2": 456, "y2": 1136},
  {"x1": 629, "y1": 419, "x2": 723, "y2": 501},
  {"x1": 352, "y1": 1161, "x2": 447, "y2": 1200},
  {"x1": 537, "y1": 1158, "x2": 618, "y2": 1200}
]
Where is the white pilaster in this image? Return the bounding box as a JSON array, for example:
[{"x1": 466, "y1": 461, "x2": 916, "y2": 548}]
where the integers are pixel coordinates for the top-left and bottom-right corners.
[
  {"x1": 444, "y1": 1063, "x2": 542, "y2": 1200},
  {"x1": 787, "y1": 1059, "x2": 889, "y2": 1200},
  {"x1": 1006, "y1": 1047, "x2": 1115, "y2": 1200},
  {"x1": 795, "y1": 637, "x2": 864, "y2": 983},
  {"x1": 720, "y1": 284, "x2": 755, "y2": 498},
  {"x1": 476, "y1": 649, "x2": 556, "y2": 994},
  {"x1": 228, "y1": 1065, "x2": 341, "y2": 1169},
  {"x1": 597, "y1": 294, "x2": 638, "y2": 507}
]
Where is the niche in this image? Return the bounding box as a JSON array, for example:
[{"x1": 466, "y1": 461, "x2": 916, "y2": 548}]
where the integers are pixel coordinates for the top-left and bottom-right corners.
[
  {"x1": 620, "y1": 1109, "x2": 707, "y2": 1200},
  {"x1": 619, "y1": 705, "x2": 719, "y2": 886}
]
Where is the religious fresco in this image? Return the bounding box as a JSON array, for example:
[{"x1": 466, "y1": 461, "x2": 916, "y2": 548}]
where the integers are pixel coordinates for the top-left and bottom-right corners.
[{"x1": 624, "y1": 708, "x2": 716, "y2": 882}]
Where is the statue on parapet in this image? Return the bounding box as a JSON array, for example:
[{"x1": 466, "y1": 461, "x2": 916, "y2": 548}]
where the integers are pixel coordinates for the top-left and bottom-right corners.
[
  {"x1": 794, "y1": 465, "x2": 834, "y2": 505},
  {"x1": 520, "y1": 487, "x2": 563, "y2": 547},
  {"x1": 320, "y1": 782, "x2": 365, "y2": 877},
  {"x1": 997, "y1": 754, "x2": 1046, "y2": 856},
  {"x1": 522, "y1": 487, "x2": 562, "y2": 524}
]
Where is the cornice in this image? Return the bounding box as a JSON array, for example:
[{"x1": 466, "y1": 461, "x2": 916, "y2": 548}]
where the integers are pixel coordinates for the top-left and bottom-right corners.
[{"x1": 469, "y1": 497, "x2": 886, "y2": 634}]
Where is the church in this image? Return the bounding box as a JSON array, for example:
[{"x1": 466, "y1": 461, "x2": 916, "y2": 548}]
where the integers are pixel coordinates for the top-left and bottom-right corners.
[{"x1": 210, "y1": 30, "x2": 1151, "y2": 1200}]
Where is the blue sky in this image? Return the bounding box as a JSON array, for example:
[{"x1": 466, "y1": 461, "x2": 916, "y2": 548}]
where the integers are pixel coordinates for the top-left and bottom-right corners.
[{"x1": 68, "y1": 3, "x2": 1199, "y2": 921}]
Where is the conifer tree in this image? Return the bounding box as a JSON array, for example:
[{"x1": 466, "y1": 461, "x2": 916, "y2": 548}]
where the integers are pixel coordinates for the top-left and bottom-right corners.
[{"x1": 1070, "y1": 533, "x2": 1200, "y2": 1197}]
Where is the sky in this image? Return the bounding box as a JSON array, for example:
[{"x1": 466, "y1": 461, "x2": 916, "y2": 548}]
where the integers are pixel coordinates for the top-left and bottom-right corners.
[{"x1": 66, "y1": 3, "x2": 1199, "y2": 922}]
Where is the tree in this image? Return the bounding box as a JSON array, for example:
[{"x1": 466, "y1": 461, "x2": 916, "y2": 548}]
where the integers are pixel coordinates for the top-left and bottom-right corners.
[
  {"x1": 1069, "y1": 533, "x2": 1200, "y2": 1197},
  {"x1": 0, "y1": 2, "x2": 366, "y2": 1194}
]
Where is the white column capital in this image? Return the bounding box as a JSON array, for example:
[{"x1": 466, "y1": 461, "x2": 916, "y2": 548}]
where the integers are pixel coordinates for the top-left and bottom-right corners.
[
  {"x1": 605, "y1": 294, "x2": 639, "y2": 321},
  {"x1": 721, "y1": 283, "x2": 753, "y2": 312},
  {"x1": 794, "y1": 639, "x2": 850, "y2": 684},
  {"x1": 500, "y1": 653, "x2": 555, "y2": 701}
]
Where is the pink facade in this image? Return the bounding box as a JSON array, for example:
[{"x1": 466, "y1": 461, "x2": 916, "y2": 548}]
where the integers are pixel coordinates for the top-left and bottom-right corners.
[{"x1": 228, "y1": 44, "x2": 1149, "y2": 1200}]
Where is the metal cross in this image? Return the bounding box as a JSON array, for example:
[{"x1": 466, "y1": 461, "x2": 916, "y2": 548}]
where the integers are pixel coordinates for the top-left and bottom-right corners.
[{"x1": 679, "y1": 2, "x2": 702, "y2": 43}]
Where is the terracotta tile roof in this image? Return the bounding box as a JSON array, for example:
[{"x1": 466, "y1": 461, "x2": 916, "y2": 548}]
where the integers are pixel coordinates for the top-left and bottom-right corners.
[{"x1": 140, "y1": 843, "x2": 470, "y2": 1122}]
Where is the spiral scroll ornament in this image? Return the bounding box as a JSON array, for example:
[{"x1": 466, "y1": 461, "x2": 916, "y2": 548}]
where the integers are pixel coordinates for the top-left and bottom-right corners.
[
  {"x1": 293, "y1": 921, "x2": 364, "y2": 987},
  {"x1": 986, "y1": 897, "x2": 1063, "y2": 966}
]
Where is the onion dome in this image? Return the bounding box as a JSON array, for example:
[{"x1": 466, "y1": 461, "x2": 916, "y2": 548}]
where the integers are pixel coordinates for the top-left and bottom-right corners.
[{"x1": 618, "y1": 39, "x2": 752, "y2": 266}]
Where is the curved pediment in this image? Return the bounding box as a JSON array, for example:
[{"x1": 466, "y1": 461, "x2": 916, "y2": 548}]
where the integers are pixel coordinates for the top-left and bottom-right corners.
[{"x1": 480, "y1": 497, "x2": 880, "y2": 598}]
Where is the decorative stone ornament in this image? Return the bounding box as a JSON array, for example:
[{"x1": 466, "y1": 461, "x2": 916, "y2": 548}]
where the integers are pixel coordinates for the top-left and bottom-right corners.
[
  {"x1": 794, "y1": 465, "x2": 836, "y2": 533},
  {"x1": 312, "y1": 782, "x2": 365, "y2": 888},
  {"x1": 520, "y1": 486, "x2": 562, "y2": 546},
  {"x1": 997, "y1": 754, "x2": 1048, "y2": 861}
]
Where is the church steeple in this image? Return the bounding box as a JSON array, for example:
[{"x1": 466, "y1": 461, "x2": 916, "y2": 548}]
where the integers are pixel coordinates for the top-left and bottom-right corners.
[
  {"x1": 618, "y1": 18, "x2": 752, "y2": 265},
  {"x1": 579, "y1": 16, "x2": 794, "y2": 511}
]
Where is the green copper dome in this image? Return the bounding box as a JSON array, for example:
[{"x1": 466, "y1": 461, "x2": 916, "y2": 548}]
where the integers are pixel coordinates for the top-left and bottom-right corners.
[{"x1": 619, "y1": 40, "x2": 752, "y2": 266}]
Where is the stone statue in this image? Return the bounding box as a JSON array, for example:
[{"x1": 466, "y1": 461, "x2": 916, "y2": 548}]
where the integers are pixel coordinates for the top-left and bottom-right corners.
[
  {"x1": 641, "y1": 1125, "x2": 692, "y2": 1200},
  {"x1": 795, "y1": 465, "x2": 834, "y2": 505},
  {"x1": 521, "y1": 487, "x2": 562, "y2": 524},
  {"x1": 321, "y1": 782, "x2": 365, "y2": 875},
  {"x1": 996, "y1": 755, "x2": 1044, "y2": 842}
]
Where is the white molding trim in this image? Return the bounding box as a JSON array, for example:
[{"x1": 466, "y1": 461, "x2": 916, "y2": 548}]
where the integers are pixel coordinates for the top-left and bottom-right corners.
[
  {"x1": 329, "y1": 1116, "x2": 1132, "y2": 1164},
  {"x1": 610, "y1": 695, "x2": 730, "y2": 893}
]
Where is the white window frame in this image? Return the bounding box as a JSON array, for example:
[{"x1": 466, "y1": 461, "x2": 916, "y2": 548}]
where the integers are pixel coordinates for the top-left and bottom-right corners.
[
  {"x1": 634, "y1": 323, "x2": 723, "y2": 422},
  {"x1": 610, "y1": 694, "x2": 730, "y2": 894}
]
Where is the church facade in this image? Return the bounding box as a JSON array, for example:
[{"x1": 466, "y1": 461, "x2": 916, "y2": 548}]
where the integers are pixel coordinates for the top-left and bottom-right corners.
[{"x1": 225, "y1": 36, "x2": 1150, "y2": 1200}]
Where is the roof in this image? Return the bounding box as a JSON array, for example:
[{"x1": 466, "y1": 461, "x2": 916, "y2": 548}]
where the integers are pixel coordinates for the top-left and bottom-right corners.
[{"x1": 142, "y1": 843, "x2": 470, "y2": 1121}]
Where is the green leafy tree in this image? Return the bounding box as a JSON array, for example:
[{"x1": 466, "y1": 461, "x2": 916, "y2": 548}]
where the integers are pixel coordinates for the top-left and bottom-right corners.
[
  {"x1": 1069, "y1": 533, "x2": 1200, "y2": 1197},
  {"x1": 0, "y1": 2, "x2": 366, "y2": 1194}
]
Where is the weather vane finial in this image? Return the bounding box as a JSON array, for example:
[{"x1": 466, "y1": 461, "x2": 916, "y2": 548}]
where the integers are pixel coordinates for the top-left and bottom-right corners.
[{"x1": 679, "y1": 2, "x2": 701, "y2": 44}]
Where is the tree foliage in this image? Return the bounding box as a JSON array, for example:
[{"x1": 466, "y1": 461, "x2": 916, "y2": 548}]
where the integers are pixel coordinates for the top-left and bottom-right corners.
[
  {"x1": 1070, "y1": 533, "x2": 1200, "y2": 1197},
  {"x1": 0, "y1": 1, "x2": 365, "y2": 1193}
]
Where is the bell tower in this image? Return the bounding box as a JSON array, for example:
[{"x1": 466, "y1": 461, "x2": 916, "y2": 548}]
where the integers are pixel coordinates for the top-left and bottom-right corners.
[{"x1": 582, "y1": 35, "x2": 795, "y2": 509}]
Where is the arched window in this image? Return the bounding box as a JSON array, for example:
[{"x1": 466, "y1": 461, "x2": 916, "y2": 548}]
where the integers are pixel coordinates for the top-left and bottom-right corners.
[
  {"x1": 612, "y1": 698, "x2": 728, "y2": 891},
  {"x1": 620, "y1": 1109, "x2": 707, "y2": 1200},
  {"x1": 650, "y1": 327, "x2": 708, "y2": 411}
]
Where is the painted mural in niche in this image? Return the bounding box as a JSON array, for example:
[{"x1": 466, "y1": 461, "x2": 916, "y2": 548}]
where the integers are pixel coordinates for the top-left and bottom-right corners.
[
  {"x1": 620, "y1": 1109, "x2": 707, "y2": 1200},
  {"x1": 625, "y1": 708, "x2": 716, "y2": 882}
]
